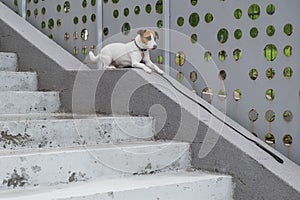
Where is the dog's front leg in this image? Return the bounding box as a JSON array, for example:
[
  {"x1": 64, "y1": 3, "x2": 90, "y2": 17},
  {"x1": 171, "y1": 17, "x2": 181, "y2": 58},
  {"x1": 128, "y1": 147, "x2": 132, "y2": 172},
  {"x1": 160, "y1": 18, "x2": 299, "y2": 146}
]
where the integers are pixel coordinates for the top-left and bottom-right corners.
[
  {"x1": 132, "y1": 62, "x2": 152, "y2": 73},
  {"x1": 143, "y1": 53, "x2": 164, "y2": 74},
  {"x1": 146, "y1": 60, "x2": 164, "y2": 74}
]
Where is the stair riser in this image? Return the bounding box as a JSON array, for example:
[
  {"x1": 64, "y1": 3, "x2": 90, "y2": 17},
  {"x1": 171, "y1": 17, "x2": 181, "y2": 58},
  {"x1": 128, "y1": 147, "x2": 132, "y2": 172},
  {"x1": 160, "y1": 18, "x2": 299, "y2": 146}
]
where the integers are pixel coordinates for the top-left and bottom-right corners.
[
  {"x1": 0, "y1": 53, "x2": 18, "y2": 72},
  {"x1": 0, "y1": 92, "x2": 60, "y2": 114},
  {"x1": 0, "y1": 117, "x2": 153, "y2": 150},
  {"x1": 0, "y1": 72, "x2": 37, "y2": 91},
  {"x1": 57, "y1": 178, "x2": 232, "y2": 200},
  {"x1": 0, "y1": 143, "x2": 190, "y2": 190}
]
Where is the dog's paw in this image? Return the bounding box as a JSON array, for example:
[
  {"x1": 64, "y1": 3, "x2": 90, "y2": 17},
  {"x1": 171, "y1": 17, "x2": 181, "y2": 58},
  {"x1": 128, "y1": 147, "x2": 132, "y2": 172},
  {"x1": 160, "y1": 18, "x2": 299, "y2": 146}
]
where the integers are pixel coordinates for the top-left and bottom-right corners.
[
  {"x1": 156, "y1": 68, "x2": 164, "y2": 75},
  {"x1": 144, "y1": 67, "x2": 152, "y2": 73}
]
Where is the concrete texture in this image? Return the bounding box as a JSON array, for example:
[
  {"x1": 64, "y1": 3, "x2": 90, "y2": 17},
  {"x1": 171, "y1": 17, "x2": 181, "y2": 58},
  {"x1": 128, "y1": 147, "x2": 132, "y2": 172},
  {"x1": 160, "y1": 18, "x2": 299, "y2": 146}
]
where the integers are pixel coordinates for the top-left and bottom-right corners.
[
  {"x1": 0, "y1": 52, "x2": 17, "y2": 71},
  {"x1": 0, "y1": 71, "x2": 37, "y2": 91},
  {"x1": 0, "y1": 141, "x2": 190, "y2": 190},
  {"x1": 0, "y1": 91, "x2": 60, "y2": 114},
  {"x1": 0, "y1": 115, "x2": 154, "y2": 149},
  {"x1": 0, "y1": 171, "x2": 232, "y2": 200},
  {"x1": 0, "y1": 2, "x2": 300, "y2": 199}
]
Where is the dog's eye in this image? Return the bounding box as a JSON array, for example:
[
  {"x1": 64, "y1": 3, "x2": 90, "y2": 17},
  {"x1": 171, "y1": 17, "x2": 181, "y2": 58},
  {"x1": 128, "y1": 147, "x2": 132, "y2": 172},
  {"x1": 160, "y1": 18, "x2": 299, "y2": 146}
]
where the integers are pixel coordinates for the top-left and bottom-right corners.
[{"x1": 146, "y1": 36, "x2": 152, "y2": 41}]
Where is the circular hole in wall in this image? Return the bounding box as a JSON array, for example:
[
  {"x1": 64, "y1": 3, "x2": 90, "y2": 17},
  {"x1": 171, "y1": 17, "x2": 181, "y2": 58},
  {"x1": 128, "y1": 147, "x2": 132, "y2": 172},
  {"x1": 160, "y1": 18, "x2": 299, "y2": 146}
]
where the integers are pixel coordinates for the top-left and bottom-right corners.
[
  {"x1": 41, "y1": 21, "x2": 46, "y2": 29},
  {"x1": 233, "y1": 89, "x2": 242, "y2": 101},
  {"x1": 134, "y1": 6, "x2": 140, "y2": 15},
  {"x1": 204, "y1": 13, "x2": 213, "y2": 23},
  {"x1": 82, "y1": 15, "x2": 87, "y2": 24},
  {"x1": 175, "y1": 51, "x2": 186, "y2": 67},
  {"x1": 57, "y1": 4, "x2": 62, "y2": 12},
  {"x1": 233, "y1": 49, "x2": 242, "y2": 61},
  {"x1": 234, "y1": 9, "x2": 242, "y2": 19},
  {"x1": 81, "y1": 29, "x2": 89, "y2": 41},
  {"x1": 265, "y1": 133, "x2": 275, "y2": 144},
  {"x1": 191, "y1": 0, "x2": 197, "y2": 6},
  {"x1": 283, "y1": 67, "x2": 293, "y2": 79},
  {"x1": 204, "y1": 51, "x2": 212, "y2": 62},
  {"x1": 177, "y1": 72, "x2": 184, "y2": 83},
  {"x1": 248, "y1": 4, "x2": 260, "y2": 20},
  {"x1": 112, "y1": 0, "x2": 119, "y2": 4},
  {"x1": 265, "y1": 89, "x2": 275, "y2": 101},
  {"x1": 202, "y1": 87, "x2": 213, "y2": 103},
  {"x1": 266, "y1": 68, "x2": 275, "y2": 79},
  {"x1": 177, "y1": 17, "x2": 184, "y2": 27},
  {"x1": 265, "y1": 110, "x2": 275, "y2": 122},
  {"x1": 64, "y1": 32, "x2": 70, "y2": 41},
  {"x1": 124, "y1": 8, "x2": 129, "y2": 17},
  {"x1": 264, "y1": 44, "x2": 278, "y2": 61},
  {"x1": 190, "y1": 71, "x2": 198, "y2": 82},
  {"x1": 91, "y1": 0, "x2": 96, "y2": 6},
  {"x1": 283, "y1": 134, "x2": 293, "y2": 147},
  {"x1": 103, "y1": 27, "x2": 109, "y2": 36},
  {"x1": 82, "y1": 0, "x2": 87, "y2": 8},
  {"x1": 266, "y1": 25, "x2": 275, "y2": 37},
  {"x1": 157, "y1": 20, "x2": 163, "y2": 28},
  {"x1": 234, "y1": 29, "x2": 242, "y2": 40},
  {"x1": 219, "y1": 70, "x2": 227, "y2": 80},
  {"x1": 91, "y1": 14, "x2": 96, "y2": 22},
  {"x1": 64, "y1": 1, "x2": 71, "y2": 13},
  {"x1": 284, "y1": 24, "x2": 293, "y2": 36},
  {"x1": 113, "y1": 9, "x2": 119, "y2": 18},
  {"x1": 48, "y1": 18, "x2": 54, "y2": 30},
  {"x1": 283, "y1": 110, "x2": 293, "y2": 122},
  {"x1": 57, "y1": 19, "x2": 62, "y2": 27},
  {"x1": 156, "y1": 0, "x2": 163, "y2": 14},
  {"x1": 121, "y1": 23, "x2": 131, "y2": 35},
  {"x1": 41, "y1": 7, "x2": 46, "y2": 15},
  {"x1": 250, "y1": 27, "x2": 259, "y2": 38},
  {"x1": 218, "y1": 50, "x2": 227, "y2": 61},
  {"x1": 266, "y1": 4, "x2": 275, "y2": 15},
  {"x1": 156, "y1": 55, "x2": 164, "y2": 64},
  {"x1": 191, "y1": 34, "x2": 197, "y2": 43},
  {"x1": 217, "y1": 28, "x2": 229, "y2": 44},
  {"x1": 283, "y1": 45, "x2": 292, "y2": 57},
  {"x1": 249, "y1": 109, "x2": 259, "y2": 122},
  {"x1": 189, "y1": 13, "x2": 200, "y2": 27},
  {"x1": 73, "y1": 17, "x2": 79, "y2": 24},
  {"x1": 145, "y1": 4, "x2": 152, "y2": 14},
  {"x1": 249, "y1": 68, "x2": 258, "y2": 80}
]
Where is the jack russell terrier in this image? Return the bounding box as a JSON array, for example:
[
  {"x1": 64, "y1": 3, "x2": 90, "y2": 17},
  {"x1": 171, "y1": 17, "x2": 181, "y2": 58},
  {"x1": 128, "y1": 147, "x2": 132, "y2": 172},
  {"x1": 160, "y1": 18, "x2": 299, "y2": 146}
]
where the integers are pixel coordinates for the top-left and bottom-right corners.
[{"x1": 89, "y1": 29, "x2": 164, "y2": 74}]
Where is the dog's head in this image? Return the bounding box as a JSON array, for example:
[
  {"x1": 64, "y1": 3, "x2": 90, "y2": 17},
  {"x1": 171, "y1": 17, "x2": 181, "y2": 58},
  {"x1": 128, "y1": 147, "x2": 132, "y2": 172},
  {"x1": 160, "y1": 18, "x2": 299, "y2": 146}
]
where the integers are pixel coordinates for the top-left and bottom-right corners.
[{"x1": 137, "y1": 29, "x2": 159, "y2": 50}]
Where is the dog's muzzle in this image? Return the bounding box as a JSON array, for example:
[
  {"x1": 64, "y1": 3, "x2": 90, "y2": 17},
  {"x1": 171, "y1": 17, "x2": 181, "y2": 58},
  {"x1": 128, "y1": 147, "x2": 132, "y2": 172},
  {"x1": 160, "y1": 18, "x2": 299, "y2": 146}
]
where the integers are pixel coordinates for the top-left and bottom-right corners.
[{"x1": 152, "y1": 45, "x2": 157, "y2": 50}]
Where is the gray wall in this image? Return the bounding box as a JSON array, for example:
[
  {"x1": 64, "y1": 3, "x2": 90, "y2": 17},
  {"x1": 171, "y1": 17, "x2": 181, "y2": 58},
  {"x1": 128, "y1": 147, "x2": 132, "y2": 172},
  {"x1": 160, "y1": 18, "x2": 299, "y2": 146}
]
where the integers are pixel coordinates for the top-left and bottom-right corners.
[{"x1": 1, "y1": 2, "x2": 300, "y2": 199}]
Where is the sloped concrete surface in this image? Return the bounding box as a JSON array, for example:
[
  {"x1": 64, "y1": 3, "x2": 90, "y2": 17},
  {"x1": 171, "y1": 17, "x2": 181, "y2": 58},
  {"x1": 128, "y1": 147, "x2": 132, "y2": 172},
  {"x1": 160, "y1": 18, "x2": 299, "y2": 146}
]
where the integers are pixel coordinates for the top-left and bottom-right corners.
[
  {"x1": 0, "y1": 52, "x2": 17, "y2": 71},
  {"x1": 0, "y1": 171, "x2": 233, "y2": 200}
]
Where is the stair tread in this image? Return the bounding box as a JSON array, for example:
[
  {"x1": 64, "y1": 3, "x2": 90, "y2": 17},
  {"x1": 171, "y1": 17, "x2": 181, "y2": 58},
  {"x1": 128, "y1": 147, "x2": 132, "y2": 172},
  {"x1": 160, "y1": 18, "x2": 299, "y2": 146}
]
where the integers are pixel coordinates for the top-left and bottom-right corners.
[
  {"x1": 0, "y1": 170, "x2": 231, "y2": 200},
  {"x1": 0, "y1": 113, "x2": 150, "y2": 121},
  {"x1": 0, "y1": 140, "x2": 188, "y2": 157}
]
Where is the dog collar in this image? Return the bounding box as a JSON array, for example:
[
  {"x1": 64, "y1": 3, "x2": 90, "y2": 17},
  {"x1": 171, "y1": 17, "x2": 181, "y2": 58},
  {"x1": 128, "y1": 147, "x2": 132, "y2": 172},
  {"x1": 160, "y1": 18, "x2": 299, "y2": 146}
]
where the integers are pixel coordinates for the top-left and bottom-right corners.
[{"x1": 134, "y1": 40, "x2": 147, "y2": 52}]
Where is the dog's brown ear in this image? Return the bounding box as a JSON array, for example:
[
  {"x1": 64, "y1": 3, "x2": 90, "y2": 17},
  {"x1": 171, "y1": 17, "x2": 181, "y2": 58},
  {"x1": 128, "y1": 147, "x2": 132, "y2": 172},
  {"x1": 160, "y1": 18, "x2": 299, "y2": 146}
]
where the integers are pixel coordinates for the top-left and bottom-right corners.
[
  {"x1": 137, "y1": 29, "x2": 146, "y2": 36},
  {"x1": 155, "y1": 31, "x2": 159, "y2": 40}
]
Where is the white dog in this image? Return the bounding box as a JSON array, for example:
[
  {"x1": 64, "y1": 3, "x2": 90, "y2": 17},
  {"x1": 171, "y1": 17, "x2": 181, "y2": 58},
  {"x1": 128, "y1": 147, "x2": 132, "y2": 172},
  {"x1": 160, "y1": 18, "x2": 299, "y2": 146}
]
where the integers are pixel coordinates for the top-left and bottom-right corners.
[{"x1": 89, "y1": 29, "x2": 164, "y2": 74}]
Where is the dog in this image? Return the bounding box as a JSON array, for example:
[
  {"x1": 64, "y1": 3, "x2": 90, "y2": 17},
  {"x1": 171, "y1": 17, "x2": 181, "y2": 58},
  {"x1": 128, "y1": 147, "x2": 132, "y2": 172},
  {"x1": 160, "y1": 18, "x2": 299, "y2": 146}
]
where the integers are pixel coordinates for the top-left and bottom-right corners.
[{"x1": 89, "y1": 29, "x2": 164, "y2": 74}]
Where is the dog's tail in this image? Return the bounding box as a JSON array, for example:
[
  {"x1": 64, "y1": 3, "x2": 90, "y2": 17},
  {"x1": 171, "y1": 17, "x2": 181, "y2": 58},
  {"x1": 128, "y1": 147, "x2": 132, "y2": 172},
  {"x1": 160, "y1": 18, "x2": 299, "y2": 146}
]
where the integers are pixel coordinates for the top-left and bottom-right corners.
[{"x1": 89, "y1": 51, "x2": 101, "y2": 62}]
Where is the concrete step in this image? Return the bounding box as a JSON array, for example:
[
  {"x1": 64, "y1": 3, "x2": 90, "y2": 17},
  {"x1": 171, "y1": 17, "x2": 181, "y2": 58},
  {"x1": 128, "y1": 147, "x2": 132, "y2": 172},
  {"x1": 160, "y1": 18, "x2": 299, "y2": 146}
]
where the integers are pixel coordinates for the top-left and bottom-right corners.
[
  {"x1": 0, "y1": 72, "x2": 37, "y2": 91},
  {"x1": 0, "y1": 141, "x2": 190, "y2": 190},
  {"x1": 0, "y1": 91, "x2": 60, "y2": 114},
  {"x1": 0, "y1": 171, "x2": 233, "y2": 200},
  {"x1": 0, "y1": 53, "x2": 18, "y2": 71},
  {"x1": 0, "y1": 114, "x2": 154, "y2": 150}
]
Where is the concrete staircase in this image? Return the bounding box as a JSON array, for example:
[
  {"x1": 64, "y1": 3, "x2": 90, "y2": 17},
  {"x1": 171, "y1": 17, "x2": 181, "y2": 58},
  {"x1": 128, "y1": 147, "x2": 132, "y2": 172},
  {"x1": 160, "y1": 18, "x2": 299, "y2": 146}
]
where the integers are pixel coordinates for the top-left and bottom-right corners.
[{"x1": 0, "y1": 52, "x2": 233, "y2": 199}]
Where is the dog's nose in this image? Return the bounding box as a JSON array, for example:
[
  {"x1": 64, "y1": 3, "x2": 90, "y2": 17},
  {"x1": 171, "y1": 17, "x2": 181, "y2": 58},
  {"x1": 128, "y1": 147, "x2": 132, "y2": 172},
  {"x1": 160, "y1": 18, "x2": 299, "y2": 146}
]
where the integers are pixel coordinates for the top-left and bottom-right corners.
[{"x1": 153, "y1": 45, "x2": 157, "y2": 49}]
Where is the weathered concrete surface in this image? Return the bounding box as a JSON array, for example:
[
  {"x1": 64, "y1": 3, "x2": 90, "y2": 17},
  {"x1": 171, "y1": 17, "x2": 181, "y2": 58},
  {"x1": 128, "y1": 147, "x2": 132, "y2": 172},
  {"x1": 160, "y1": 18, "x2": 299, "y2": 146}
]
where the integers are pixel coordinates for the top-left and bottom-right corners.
[
  {"x1": 0, "y1": 115, "x2": 153, "y2": 149},
  {"x1": 1, "y1": 2, "x2": 300, "y2": 199},
  {"x1": 0, "y1": 91, "x2": 60, "y2": 114},
  {"x1": 0, "y1": 141, "x2": 190, "y2": 190},
  {"x1": 0, "y1": 72, "x2": 37, "y2": 91},
  {"x1": 0, "y1": 52, "x2": 17, "y2": 71},
  {"x1": 0, "y1": 171, "x2": 232, "y2": 200}
]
